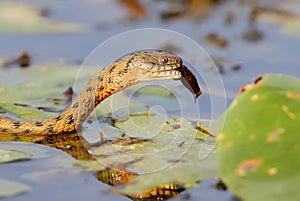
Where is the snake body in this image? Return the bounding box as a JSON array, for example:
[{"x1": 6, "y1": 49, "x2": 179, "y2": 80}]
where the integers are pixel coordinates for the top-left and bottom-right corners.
[{"x1": 0, "y1": 50, "x2": 185, "y2": 135}]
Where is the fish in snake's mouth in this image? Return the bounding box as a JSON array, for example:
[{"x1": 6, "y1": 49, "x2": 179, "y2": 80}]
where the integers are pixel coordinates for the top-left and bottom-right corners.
[
  {"x1": 147, "y1": 63, "x2": 202, "y2": 100},
  {"x1": 178, "y1": 65, "x2": 202, "y2": 100}
]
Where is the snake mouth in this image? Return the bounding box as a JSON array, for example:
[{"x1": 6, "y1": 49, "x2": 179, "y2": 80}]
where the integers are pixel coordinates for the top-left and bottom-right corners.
[
  {"x1": 149, "y1": 65, "x2": 182, "y2": 80},
  {"x1": 149, "y1": 64, "x2": 202, "y2": 100}
]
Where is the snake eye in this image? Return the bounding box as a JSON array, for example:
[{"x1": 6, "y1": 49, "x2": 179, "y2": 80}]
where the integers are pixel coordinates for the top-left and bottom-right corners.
[{"x1": 161, "y1": 56, "x2": 168, "y2": 64}]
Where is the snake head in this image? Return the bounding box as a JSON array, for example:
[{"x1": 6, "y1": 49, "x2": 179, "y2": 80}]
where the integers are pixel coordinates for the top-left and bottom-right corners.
[
  {"x1": 126, "y1": 49, "x2": 202, "y2": 100},
  {"x1": 134, "y1": 50, "x2": 183, "y2": 81}
]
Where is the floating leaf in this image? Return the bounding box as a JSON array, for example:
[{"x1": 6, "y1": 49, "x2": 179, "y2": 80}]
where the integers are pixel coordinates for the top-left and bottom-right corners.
[
  {"x1": 0, "y1": 178, "x2": 30, "y2": 198},
  {"x1": 0, "y1": 103, "x2": 56, "y2": 121},
  {"x1": 0, "y1": 2, "x2": 84, "y2": 33},
  {"x1": 133, "y1": 85, "x2": 175, "y2": 97},
  {"x1": 0, "y1": 143, "x2": 49, "y2": 160},
  {"x1": 0, "y1": 65, "x2": 93, "y2": 102},
  {"x1": 0, "y1": 149, "x2": 32, "y2": 163},
  {"x1": 74, "y1": 160, "x2": 107, "y2": 172},
  {"x1": 115, "y1": 113, "x2": 202, "y2": 139},
  {"x1": 127, "y1": 85, "x2": 187, "y2": 112},
  {"x1": 121, "y1": 141, "x2": 217, "y2": 194},
  {"x1": 217, "y1": 74, "x2": 300, "y2": 201},
  {"x1": 0, "y1": 65, "x2": 94, "y2": 118},
  {"x1": 77, "y1": 117, "x2": 217, "y2": 194}
]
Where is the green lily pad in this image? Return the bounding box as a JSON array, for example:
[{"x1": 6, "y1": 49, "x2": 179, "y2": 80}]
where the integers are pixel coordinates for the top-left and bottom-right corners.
[
  {"x1": 0, "y1": 2, "x2": 84, "y2": 33},
  {"x1": 217, "y1": 74, "x2": 300, "y2": 201},
  {"x1": 0, "y1": 178, "x2": 30, "y2": 198},
  {"x1": 127, "y1": 84, "x2": 188, "y2": 112},
  {"x1": 0, "y1": 65, "x2": 94, "y2": 119},
  {"x1": 0, "y1": 65, "x2": 92, "y2": 103},
  {"x1": 0, "y1": 103, "x2": 56, "y2": 121}
]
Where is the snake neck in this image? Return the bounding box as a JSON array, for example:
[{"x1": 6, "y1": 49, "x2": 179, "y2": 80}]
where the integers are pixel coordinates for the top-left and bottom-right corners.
[
  {"x1": 0, "y1": 63, "x2": 140, "y2": 135},
  {"x1": 66, "y1": 63, "x2": 140, "y2": 131}
]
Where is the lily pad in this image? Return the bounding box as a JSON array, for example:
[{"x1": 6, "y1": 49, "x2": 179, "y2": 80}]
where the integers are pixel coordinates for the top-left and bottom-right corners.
[
  {"x1": 0, "y1": 149, "x2": 32, "y2": 163},
  {"x1": 0, "y1": 2, "x2": 84, "y2": 33},
  {"x1": 0, "y1": 65, "x2": 92, "y2": 102},
  {"x1": 127, "y1": 84, "x2": 188, "y2": 112},
  {"x1": 217, "y1": 74, "x2": 300, "y2": 201},
  {"x1": 0, "y1": 178, "x2": 30, "y2": 198},
  {"x1": 133, "y1": 84, "x2": 175, "y2": 97},
  {"x1": 0, "y1": 65, "x2": 94, "y2": 119},
  {"x1": 0, "y1": 143, "x2": 50, "y2": 160},
  {"x1": 121, "y1": 141, "x2": 217, "y2": 194},
  {"x1": 115, "y1": 113, "x2": 201, "y2": 139},
  {"x1": 0, "y1": 103, "x2": 56, "y2": 121},
  {"x1": 76, "y1": 117, "x2": 217, "y2": 194}
]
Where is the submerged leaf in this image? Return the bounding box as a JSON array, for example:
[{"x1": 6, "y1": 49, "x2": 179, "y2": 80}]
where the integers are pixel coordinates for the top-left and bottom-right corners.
[
  {"x1": 0, "y1": 178, "x2": 30, "y2": 198},
  {"x1": 0, "y1": 143, "x2": 49, "y2": 160},
  {"x1": 0, "y1": 149, "x2": 32, "y2": 163}
]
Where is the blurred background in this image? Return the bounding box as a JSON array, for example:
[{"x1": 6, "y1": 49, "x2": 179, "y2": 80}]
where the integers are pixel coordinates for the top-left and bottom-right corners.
[
  {"x1": 1, "y1": 0, "x2": 300, "y2": 102},
  {"x1": 1, "y1": 0, "x2": 300, "y2": 92}
]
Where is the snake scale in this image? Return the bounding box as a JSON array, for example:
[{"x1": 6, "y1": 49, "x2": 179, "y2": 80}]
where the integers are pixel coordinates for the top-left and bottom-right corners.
[{"x1": 0, "y1": 50, "x2": 201, "y2": 136}]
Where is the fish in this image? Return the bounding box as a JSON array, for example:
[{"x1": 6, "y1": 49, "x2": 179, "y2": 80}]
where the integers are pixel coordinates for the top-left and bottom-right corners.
[{"x1": 180, "y1": 65, "x2": 202, "y2": 101}]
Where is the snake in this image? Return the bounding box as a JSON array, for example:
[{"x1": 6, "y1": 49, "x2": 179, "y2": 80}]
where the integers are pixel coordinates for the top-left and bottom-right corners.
[
  {"x1": 0, "y1": 49, "x2": 202, "y2": 200},
  {"x1": 0, "y1": 49, "x2": 201, "y2": 136}
]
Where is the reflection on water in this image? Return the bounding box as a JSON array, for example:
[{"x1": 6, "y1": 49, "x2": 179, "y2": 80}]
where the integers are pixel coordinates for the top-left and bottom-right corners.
[{"x1": 0, "y1": 132, "x2": 184, "y2": 200}]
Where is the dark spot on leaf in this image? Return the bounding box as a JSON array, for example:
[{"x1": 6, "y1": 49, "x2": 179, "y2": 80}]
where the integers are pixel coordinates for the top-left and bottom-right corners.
[
  {"x1": 254, "y1": 75, "x2": 264, "y2": 84},
  {"x1": 171, "y1": 124, "x2": 181, "y2": 129}
]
